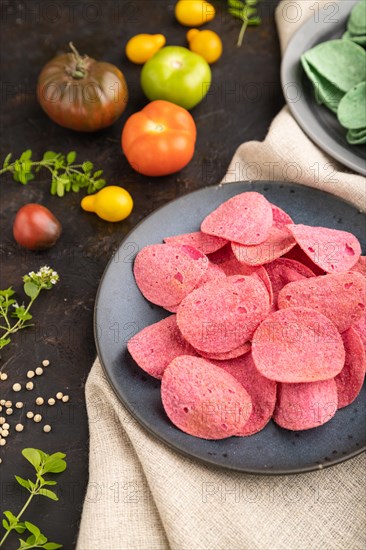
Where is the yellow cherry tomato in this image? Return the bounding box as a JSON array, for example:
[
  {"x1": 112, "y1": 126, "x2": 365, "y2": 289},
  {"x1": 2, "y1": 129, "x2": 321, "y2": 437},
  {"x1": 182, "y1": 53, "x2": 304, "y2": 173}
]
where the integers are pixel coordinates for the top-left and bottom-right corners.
[
  {"x1": 125, "y1": 34, "x2": 166, "y2": 64},
  {"x1": 175, "y1": 0, "x2": 215, "y2": 27},
  {"x1": 81, "y1": 186, "x2": 133, "y2": 222},
  {"x1": 186, "y1": 29, "x2": 222, "y2": 64}
]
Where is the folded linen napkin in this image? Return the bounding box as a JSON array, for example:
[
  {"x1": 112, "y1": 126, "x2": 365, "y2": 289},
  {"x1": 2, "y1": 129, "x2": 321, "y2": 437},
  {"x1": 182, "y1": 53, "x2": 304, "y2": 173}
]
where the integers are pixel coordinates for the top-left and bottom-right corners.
[{"x1": 77, "y1": 2, "x2": 366, "y2": 549}]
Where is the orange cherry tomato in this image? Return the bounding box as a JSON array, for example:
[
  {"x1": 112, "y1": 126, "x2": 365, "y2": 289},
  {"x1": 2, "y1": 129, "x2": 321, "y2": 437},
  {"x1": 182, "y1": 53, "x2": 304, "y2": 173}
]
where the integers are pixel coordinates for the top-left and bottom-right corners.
[{"x1": 121, "y1": 100, "x2": 197, "y2": 177}]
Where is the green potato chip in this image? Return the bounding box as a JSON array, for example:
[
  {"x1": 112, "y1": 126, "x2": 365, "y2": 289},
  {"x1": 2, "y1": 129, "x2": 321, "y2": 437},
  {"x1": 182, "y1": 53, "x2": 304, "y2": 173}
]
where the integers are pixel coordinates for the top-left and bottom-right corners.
[
  {"x1": 349, "y1": 127, "x2": 366, "y2": 138},
  {"x1": 347, "y1": 128, "x2": 366, "y2": 145},
  {"x1": 337, "y1": 81, "x2": 366, "y2": 130},
  {"x1": 302, "y1": 39, "x2": 366, "y2": 93},
  {"x1": 343, "y1": 30, "x2": 366, "y2": 46},
  {"x1": 347, "y1": 0, "x2": 366, "y2": 36},
  {"x1": 301, "y1": 57, "x2": 344, "y2": 113}
]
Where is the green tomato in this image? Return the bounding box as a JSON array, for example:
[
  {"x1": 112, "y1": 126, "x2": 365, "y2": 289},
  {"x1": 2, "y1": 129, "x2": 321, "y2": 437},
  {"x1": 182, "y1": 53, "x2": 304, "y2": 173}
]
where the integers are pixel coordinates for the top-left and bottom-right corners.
[{"x1": 141, "y1": 46, "x2": 211, "y2": 110}]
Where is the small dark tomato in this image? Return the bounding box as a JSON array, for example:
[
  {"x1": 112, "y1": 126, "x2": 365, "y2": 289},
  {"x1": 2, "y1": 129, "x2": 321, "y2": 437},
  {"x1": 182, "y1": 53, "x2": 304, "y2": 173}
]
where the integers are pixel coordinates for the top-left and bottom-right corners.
[{"x1": 13, "y1": 204, "x2": 62, "y2": 250}]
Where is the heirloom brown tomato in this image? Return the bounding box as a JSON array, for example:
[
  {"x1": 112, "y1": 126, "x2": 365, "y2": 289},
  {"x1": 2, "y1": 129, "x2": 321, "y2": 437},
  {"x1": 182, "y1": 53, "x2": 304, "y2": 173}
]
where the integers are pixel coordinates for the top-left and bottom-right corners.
[
  {"x1": 121, "y1": 100, "x2": 197, "y2": 177},
  {"x1": 37, "y1": 43, "x2": 128, "y2": 132}
]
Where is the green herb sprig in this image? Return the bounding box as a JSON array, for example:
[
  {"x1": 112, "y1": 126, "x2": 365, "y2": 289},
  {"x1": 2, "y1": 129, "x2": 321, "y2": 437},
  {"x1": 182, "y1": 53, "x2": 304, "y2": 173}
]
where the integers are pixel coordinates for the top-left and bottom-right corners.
[
  {"x1": 0, "y1": 266, "x2": 59, "y2": 351},
  {"x1": 0, "y1": 448, "x2": 67, "y2": 549},
  {"x1": 227, "y1": 0, "x2": 262, "y2": 47},
  {"x1": 0, "y1": 150, "x2": 106, "y2": 197}
]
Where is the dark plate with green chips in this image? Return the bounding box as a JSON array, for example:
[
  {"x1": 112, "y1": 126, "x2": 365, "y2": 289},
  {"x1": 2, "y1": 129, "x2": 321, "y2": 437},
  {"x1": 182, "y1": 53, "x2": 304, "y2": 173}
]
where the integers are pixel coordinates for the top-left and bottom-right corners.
[{"x1": 281, "y1": 0, "x2": 366, "y2": 176}]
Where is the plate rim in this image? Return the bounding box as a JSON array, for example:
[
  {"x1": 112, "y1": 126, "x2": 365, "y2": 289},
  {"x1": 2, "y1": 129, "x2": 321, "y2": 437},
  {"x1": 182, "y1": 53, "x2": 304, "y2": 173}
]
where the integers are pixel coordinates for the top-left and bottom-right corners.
[
  {"x1": 281, "y1": 0, "x2": 366, "y2": 176},
  {"x1": 94, "y1": 180, "x2": 366, "y2": 476}
]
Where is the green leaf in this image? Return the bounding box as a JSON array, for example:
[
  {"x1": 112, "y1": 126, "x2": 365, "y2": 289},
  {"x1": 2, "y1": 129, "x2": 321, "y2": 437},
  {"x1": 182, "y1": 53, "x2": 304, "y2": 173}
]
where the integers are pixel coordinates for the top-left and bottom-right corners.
[
  {"x1": 56, "y1": 179, "x2": 65, "y2": 197},
  {"x1": 66, "y1": 151, "x2": 76, "y2": 164},
  {"x1": 42, "y1": 480, "x2": 57, "y2": 486},
  {"x1": 22, "y1": 448, "x2": 42, "y2": 470},
  {"x1": 20, "y1": 150, "x2": 32, "y2": 162},
  {"x1": 248, "y1": 16, "x2": 261, "y2": 25},
  {"x1": 24, "y1": 282, "x2": 39, "y2": 300},
  {"x1": 43, "y1": 151, "x2": 58, "y2": 161},
  {"x1": 26, "y1": 534, "x2": 36, "y2": 545},
  {"x1": 15, "y1": 476, "x2": 31, "y2": 490},
  {"x1": 42, "y1": 455, "x2": 67, "y2": 474},
  {"x1": 43, "y1": 543, "x2": 63, "y2": 549},
  {"x1": 12, "y1": 307, "x2": 33, "y2": 322},
  {"x1": 0, "y1": 288, "x2": 15, "y2": 298},
  {"x1": 46, "y1": 452, "x2": 66, "y2": 462},
  {"x1": 94, "y1": 178, "x2": 106, "y2": 190},
  {"x1": 4, "y1": 510, "x2": 18, "y2": 524},
  {"x1": 3, "y1": 152, "x2": 12, "y2": 168},
  {"x1": 82, "y1": 161, "x2": 93, "y2": 173},
  {"x1": 24, "y1": 173, "x2": 35, "y2": 183},
  {"x1": 2, "y1": 518, "x2": 10, "y2": 530},
  {"x1": 56, "y1": 174, "x2": 70, "y2": 195},
  {"x1": 50, "y1": 178, "x2": 57, "y2": 195},
  {"x1": 93, "y1": 170, "x2": 103, "y2": 178},
  {"x1": 39, "y1": 488, "x2": 59, "y2": 501},
  {"x1": 28, "y1": 479, "x2": 37, "y2": 491},
  {"x1": 228, "y1": 7, "x2": 244, "y2": 18},
  {"x1": 24, "y1": 521, "x2": 40, "y2": 538},
  {"x1": 38, "y1": 534, "x2": 48, "y2": 545},
  {"x1": 14, "y1": 522, "x2": 27, "y2": 534},
  {"x1": 228, "y1": 0, "x2": 244, "y2": 7},
  {"x1": 18, "y1": 171, "x2": 28, "y2": 185},
  {"x1": 0, "y1": 338, "x2": 11, "y2": 349},
  {"x1": 18, "y1": 539, "x2": 30, "y2": 549}
]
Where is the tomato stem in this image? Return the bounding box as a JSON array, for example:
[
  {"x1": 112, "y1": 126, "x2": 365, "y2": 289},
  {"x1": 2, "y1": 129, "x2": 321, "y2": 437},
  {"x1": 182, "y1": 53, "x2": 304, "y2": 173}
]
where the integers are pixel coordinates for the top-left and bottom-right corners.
[{"x1": 68, "y1": 41, "x2": 87, "y2": 79}]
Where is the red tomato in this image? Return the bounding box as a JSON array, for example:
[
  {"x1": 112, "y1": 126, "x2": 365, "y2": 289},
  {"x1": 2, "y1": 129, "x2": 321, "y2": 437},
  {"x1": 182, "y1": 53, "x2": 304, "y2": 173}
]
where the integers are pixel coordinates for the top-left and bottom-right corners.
[
  {"x1": 121, "y1": 100, "x2": 197, "y2": 176},
  {"x1": 13, "y1": 204, "x2": 62, "y2": 250}
]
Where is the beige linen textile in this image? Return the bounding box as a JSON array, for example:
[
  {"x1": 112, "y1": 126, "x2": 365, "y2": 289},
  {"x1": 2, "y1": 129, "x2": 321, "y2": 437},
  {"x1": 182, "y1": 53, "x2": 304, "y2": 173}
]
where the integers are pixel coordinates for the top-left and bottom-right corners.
[{"x1": 77, "y1": 2, "x2": 366, "y2": 549}]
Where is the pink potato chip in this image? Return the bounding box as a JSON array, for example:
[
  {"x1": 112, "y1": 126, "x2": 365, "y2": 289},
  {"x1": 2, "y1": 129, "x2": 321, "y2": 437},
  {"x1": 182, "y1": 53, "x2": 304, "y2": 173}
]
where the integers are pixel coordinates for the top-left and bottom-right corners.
[
  {"x1": 208, "y1": 244, "x2": 273, "y2": 306},
  {"x1": 164, "y1": 303, "x2": 178, "y2": 313},
  {"x1": 134, "y1": 243, "x2": 208, "y2": 307},
  {"x1": 196, "y1": 262, "x2": 226, "y2": 287},
  {"x1": 283, "y1": 245, "x2": 324, "y2": 275},
  {"x1": 252, "y1": 308, "x2": 345, "y2": 383},
  {"x1": 287, "y1": 224, "x2": 361, "y2": 274},
  {"x1": 177, "y1": 275, "x2": 270, "y2": 354},
  {"x1": 161, "y1": 356, "x2": 252, "y2": 439},
  {"x1": 351, "y1": 256, "x2": 366, "y2": 278},
  {"x1": 127, "y1": 315, "x2": 198, "y2": 379},
  {"x1": 273, "y1": 379, "x2": 338, "y2": 431},
  {"x1": 209, "y1": 243, "x2": 259, "y2": 276},
  {"x1": 335, "y1": 327, "x2": 366, "y2": 408},
  {"x1": 195, "y1": 341, "x2": 251, "y2": 361},
  {"x1": 201, "y1": 192, "x2": 273, "y2": 245},
  {"x1": 163, "y1": 263, "x2": 226, "y2": 313},
  {"x1": 213, "y1": 352, "x2": 277, "y2": 436},
  {"x1": 164, "y1": 231, "x2": 228, "y2": 254},
  {"x1": 265, "y1": 258, "x2": 315, "y2": 309},
  {"x1": 352, "y1": 311, "x2": 366, "y2": 355},
  {"x1": 277, "y1": 271, "x2": 366, "y2": 333},
  {"x1": 231, "y1": 205, "x2": 296, "y2": 266}
]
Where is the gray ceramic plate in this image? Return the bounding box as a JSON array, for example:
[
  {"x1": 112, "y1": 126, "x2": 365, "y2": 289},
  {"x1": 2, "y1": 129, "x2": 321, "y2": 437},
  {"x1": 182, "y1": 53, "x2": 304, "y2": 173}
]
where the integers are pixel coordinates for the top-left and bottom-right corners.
[
  {"x1": 281, "y1": 0, "x2": 366, "y2": 176},
  {"x1": 95, "y1": 182, "x2": 366, "y2": 474}
]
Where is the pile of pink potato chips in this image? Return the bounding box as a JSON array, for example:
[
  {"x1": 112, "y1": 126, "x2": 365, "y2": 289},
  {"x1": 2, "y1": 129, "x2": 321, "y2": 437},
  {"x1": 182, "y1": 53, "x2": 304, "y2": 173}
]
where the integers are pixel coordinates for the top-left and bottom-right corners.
[{"x1": 128, "y1": 192, "x2": 366, "y2": 440}]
